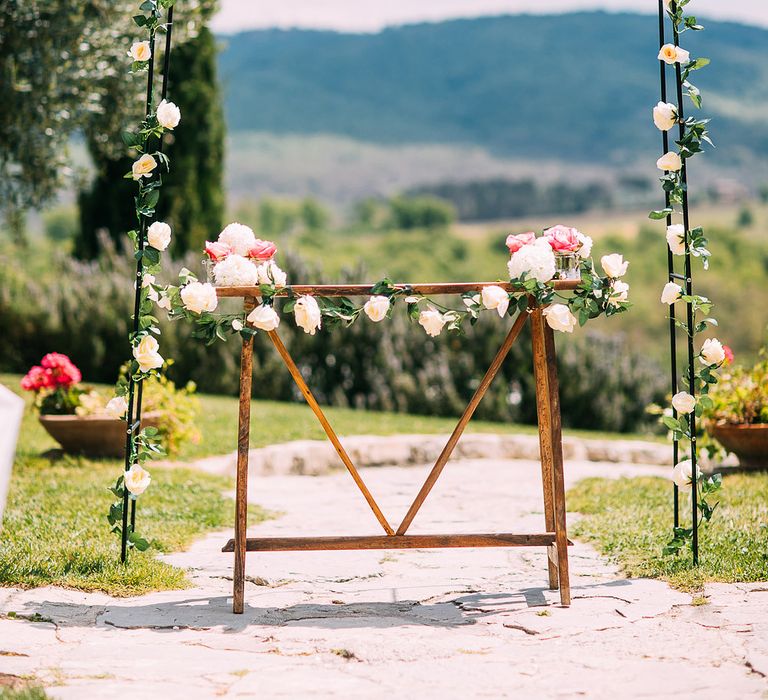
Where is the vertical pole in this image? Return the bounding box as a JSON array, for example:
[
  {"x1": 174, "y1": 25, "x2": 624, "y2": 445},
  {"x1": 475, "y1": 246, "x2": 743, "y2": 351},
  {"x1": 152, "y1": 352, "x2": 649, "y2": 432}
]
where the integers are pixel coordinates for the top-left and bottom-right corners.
[
  {"x1": 672, "y1": 11, "x2": 699, "y2": 565},
  {"x1": 657, "y1": 0, "x2": 680, "y2": 530},
  {"x1": 233, "y1": 297, "x2": 255, "y2": 614}
]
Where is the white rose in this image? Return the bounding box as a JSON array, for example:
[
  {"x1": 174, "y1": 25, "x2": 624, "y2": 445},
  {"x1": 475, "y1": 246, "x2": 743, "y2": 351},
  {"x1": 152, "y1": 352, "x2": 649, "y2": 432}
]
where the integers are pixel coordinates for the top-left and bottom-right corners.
[
  {"x1": 294, "y1": 296, "x2": 322, "y2": 335},
  {"x1": 418, "y1": 307, "x2": 447, "y2": 337},
  {"x1": 256, "y1": 261, "x2": 287, "y2": 288},
  {"x1": 128, "y1": 41, "x2": 151, "y2": 62},
  {"x1": 131, "y1": 153, "x2": 157, "y2": 180},
  {"x1": 363, "y1": 295, "x2": 390, "y2": 322},
  {"x1": 213, "y1": 255, "x2": 260, "y2": 287},
  {"x1": 700, "y1": 338, "x2": 725, "y2": 366},
  {"x1": 666, "y1": 224, "x2": 686, "y2": 255},
  {"x1": 156, "y1": 99, "x2": 181, "y2": 129},
  {"x1": 147, "y1": 221, "x2": 171, "y2": 251},
  {"x1": 232, "y1": 319, "x2": 244, "y2": 332},
  {"x1": 658, "y1": 43, "x2": 690, "y2": 65},
  {"x1": 657, "y1": 151, "x2": 683, "y2": 172},
  {"x1": 576, "y1": 232, "x2": 593, "y2": 259},
  {"x1": 653, "y1": 101, "x2": 678, "y2": 131},
  {"x1": 105, "y1": 396, "x2": 128, "y2": 420},
  {"x1": 672, "y1": 391, "x2": 696, "y2": 414},
  {"x1": 661, "y1": 281, "x2": 682, "y2": 305},
  {"x1": 672, "y1": 459, "x2": 698, "y2": 489},
  {"x1": 507, "y1": 238, "x2": 556, "y2": 283},
  {"x1": 247, "y1": 304, "x2": 280, "y2": 331},
  {"x1": 481, "y1": 285, "x2": 510, "y2": 318},
  {"x1": 133, "y1": 335, "x2": 163, "y2": 373},
  {"x1": 600, "y1": 253, "x2": 629, "y2": 278},
  {"x1": 180, "y1": 281, "x2": 218, "y2": 314},
  {"x1": 218, "y1": 222, "x2": 256, "y2": 256},
  {"x1": 608, "y1": 280, "x2": 629, "y2": 306},
  {"x1": 542, "y1": 304, "x2": 577, "y2": 333},
  {"x1": 125, "y1": 464, "x2": 152, "y2": 496}
]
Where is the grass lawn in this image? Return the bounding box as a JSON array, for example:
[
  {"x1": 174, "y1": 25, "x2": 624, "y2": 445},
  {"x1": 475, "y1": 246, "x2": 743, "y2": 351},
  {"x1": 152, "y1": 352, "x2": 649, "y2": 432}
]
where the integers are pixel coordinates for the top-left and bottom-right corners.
[{"x1": 569, "y1": 474, "x2": 768, "y2": 592}]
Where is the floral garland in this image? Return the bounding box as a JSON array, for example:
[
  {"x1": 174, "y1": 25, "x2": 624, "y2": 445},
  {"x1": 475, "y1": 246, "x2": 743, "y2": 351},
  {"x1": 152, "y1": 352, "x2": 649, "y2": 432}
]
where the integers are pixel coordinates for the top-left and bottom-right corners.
[{"x1": 652, "y1": 0, "x2": 723, "y2": 556}]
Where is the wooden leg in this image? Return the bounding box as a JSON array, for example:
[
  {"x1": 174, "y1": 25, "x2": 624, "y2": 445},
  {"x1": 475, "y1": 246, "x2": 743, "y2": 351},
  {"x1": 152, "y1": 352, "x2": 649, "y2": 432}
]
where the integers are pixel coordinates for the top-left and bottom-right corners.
[
  {"x1": 531, "y1": 310, "x2": 559, "y2": 591},
  {"x1": 543, "y1": 322, "x2": 571, "y2": 606},
  {"x1": 233, "y1": 303, "x2": 255, "y2": 614}
]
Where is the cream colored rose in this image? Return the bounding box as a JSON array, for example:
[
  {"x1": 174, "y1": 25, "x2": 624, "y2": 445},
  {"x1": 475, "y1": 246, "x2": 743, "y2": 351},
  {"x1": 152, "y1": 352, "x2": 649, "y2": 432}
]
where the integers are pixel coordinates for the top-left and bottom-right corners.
[
  {"x1": 247, "y1": 304, "x2": 280, "y2": 331},
  {"x1": 672, "y1": 459, "x2": 697, "y2": 489},
  {"x1": 481, "y1": 285, "x2": 510, "y2": 318},
  {"x1": 105, "y1": 396, "x2": 128, "y2": 419},
  {"x1": 661, "y1": 281, "x2": 682, "y2": 304},
  {"x1": 133, "y1": 335, "x2": 163, "y2": 373},
  {"x1": 156, "y1": 99, "x2": 181, "y2": 129},
  {"x1": 653, "y1": 101, "x2": 677, "y2": 131},
  {"x1": 418, "y1": 307, "x2": 447, "y2": 337},
  {"x1": 600, "y1": 253, "x2": 629, "y2": 278},
  {"x1": 666, "y1": 224, "x2": 686, "y2": 255},
  {"x1": 131, "y1": 153, "x2": 157, "y2": 180},
  {"x1": 657, "y1": 151, "x2": 682, "y2": 172},
  {"x1": 294, "y1": 296, "x2": 322, "y2": 335},
  {"x1": 542, "y1": 304, "x2": 577, "y2": 333},
  {"x1": 658, "y1": 43, "x2": 689, "y2": 65},
  {"x1": 363, "y1": 295, "x2": 390, "y2": 322},
  {"x1": 672, "y1": 391, "x2": 696, "y2": 414},
  {"x1": 125, "y1": 464, "x2": 151, "y2": 496},
  {"x1": 700, "y1": 338, "x2": 725, "y2": 366},
  {"x1": 180, "y1": 281, "x2": 218, "y2": 314},
  {"x1": 147, "y1": 221, "x2": 171, "y2": 250},
  {"x1": 608, "y1": 280, "x2": 629, "y2": 306},
  {"x1": 128, "y1": 41, "x2": 151, "y2": 62}
]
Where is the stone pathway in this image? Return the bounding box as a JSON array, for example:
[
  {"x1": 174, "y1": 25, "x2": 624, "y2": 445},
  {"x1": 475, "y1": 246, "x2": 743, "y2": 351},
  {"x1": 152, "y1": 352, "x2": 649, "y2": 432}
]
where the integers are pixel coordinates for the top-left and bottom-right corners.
[{"x1": 1, "y1": 456, "x2": 766, "y2": 698}]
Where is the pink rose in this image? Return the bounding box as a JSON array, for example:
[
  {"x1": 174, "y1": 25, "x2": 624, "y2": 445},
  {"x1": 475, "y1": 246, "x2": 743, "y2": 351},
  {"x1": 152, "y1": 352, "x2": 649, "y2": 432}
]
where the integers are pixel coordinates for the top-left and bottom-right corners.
[
  {"x1": 204, "y1": 240, "x2": 232, "y2": 262},
  {"x1": 544, "y1": 225, "x2": 581, "y2": 253},
  {"x1": 248, "y1": 239, "x2": 277, "y2": 261},
  {"x1": 505, "y1": 232, "x2": 537, "y2": 254}
]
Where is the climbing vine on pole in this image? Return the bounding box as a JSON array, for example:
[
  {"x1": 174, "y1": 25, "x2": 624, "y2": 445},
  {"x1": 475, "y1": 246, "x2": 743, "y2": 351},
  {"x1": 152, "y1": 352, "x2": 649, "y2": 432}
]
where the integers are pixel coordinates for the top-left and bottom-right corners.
[
  {"x1": 653, "y1": 0, "x2": 723, "y2": 562},
  {"x1": 106, "y1": 0, "x2": 181, "y2": 561}
]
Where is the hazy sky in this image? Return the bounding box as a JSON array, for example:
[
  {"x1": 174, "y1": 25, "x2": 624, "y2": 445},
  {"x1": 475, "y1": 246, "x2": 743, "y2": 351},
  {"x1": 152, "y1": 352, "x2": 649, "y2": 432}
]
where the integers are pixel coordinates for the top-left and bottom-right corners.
[{"x1": 211, "y1": 0, "x2": 768, "y2": 33}]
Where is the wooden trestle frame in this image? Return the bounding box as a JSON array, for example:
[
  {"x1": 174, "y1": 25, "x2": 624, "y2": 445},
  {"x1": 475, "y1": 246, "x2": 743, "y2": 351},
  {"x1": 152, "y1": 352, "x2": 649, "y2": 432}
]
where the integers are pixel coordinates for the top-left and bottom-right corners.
[{"x1": 218, "y1": 282, "x2": 579, "y2": 613}]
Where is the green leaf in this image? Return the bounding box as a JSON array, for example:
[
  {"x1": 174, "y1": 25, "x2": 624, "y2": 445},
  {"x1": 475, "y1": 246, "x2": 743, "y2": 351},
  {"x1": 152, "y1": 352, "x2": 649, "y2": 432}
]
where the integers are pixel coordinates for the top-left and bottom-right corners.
[
  {"x1": 127, "y1": 531, "x2": 150, "y2": 551},
  {"x1": 649, "y1": 208, "x2": 673, "y2": 220},
  {"x1": 133, "y1": 14, "x2": 147, "y2": 26}
]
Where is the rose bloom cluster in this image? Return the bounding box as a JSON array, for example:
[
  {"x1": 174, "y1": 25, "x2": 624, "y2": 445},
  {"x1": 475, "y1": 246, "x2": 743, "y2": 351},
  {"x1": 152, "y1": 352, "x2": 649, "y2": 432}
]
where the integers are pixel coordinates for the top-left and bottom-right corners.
[{"x1": 21, "y1": 353, "x2": 82, "y2": 392}]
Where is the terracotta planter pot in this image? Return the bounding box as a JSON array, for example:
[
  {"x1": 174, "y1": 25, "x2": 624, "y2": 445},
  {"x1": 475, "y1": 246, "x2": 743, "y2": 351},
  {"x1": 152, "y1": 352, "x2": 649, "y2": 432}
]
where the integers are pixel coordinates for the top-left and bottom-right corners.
[
  {"x1": 710, "y1": 422, "x2": 768, "y2": 471},
  {"x1": 38, "y1": 412, "x2": 163, "y2": 458}
]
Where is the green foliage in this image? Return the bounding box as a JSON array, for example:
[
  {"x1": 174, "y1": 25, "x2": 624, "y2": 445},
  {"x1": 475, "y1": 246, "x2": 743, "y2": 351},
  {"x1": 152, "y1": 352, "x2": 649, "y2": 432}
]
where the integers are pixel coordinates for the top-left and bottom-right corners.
[
  {"x1": 0, "y1": 687, "x2": 51, "y2": 700},
  {"x1": 299, "y1": 197, "x2": 330, "y2": 231},
  {"x1": 569, "y1": 474, "x2": 768, "y2": 591},
  {"x1": 705, "y1": 345, "x2": 768, "y2": 425},
  {"x1": 387, "y1": 196, "x2": 455, "y2": 230},
  {"x1": 737, "y1": 206, "x2": 754, "y2": 228}
]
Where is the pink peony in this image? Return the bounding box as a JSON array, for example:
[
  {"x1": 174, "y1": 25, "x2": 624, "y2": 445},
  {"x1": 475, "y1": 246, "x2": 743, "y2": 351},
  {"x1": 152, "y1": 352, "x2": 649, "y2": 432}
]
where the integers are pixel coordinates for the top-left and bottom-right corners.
[
  {"x1": 544, "y1": 225, "x2": 581, "y2": 253},
  {"x1": 21, "y1": 366, "x2": 54, "y2": 392},
  {"x1": 248, "y1": 239, "x2": 277, "y2": 261},
  {"x1": 505, "y1": 232, "x2": 537, "y2": 254},
  {"x1": 204, "y1": 240, "x2": 232, "y2": 262}
]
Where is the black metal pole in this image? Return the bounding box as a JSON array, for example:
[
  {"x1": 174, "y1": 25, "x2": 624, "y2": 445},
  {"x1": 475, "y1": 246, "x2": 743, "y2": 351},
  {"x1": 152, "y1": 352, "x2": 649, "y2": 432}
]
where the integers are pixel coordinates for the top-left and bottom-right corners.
[{"x1": 657, "y1": 0, "x2": 680, "y2": 530}]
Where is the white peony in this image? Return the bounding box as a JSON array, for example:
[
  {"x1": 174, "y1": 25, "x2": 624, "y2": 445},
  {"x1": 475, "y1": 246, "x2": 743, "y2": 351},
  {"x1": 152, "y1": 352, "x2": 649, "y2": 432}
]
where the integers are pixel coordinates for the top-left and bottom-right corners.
[
  {"x1": 156, "y1": 99, "x2": 181, "y2": 129},
  {"x1": 481, "y1": 285, "x2": 510, "y2": 318},
  {"x1": 294, "y1": 296, "x2": 322, "y2": 335},
  {"x1": 418, "y1": 307, "x2": 447, "y2": 337},
  {"x1": 653, "y1": 101, "x2": 678, "y2": 131},
  {"x1": 131, "y1": 153, "x2": 156, "y2": 180},
  {"x1": 256, "y1": 261, "x2": 287, "y2": 287},
  {"x1": 213, "y1": 254, "x2": 260, "y2": 287},
  {"x1": 247, "y1": 304, "x2": 280, "y2": 331},
  {"x1": 658, "y1": 43, "x2": 690, "y2": 65},
  {"x1": 576, "y1": 231, "x2": 593, "y2": 259},
  {"x1": 125, "y1": 464, "x2": 152, "y2": 496},
  {"x1": 105, "y1": 396, "x2": 128, "y2": 420},
  {"x1": 363, "y1": 295, "x2": 390, "y2": 322},
  {"x1": 672, "y1": 391, "x2": 696, "y2": 414},
  {"x1": 672, "y1": 459, "x2": 697, "y2": 489},
  {"x1": 180, "y1": 281, "x2": 218, "y2": 314},
  {"x1": 600, "y1": 253, "x2": 629, "y2": 278},
  {"x1": 218, "y1": 223, "x2": 256, "y2": 256},
  {"x1": 147, "y1": 221, "x2": 171, "y2": 251},
  {"x1": 542, "y1": 304, "x2": 577, "y2": 333},
  {"x1": 661, "y1": 281, "x2": 683, "y2": 304},
  {"x1": 657, "y1": 151, "x2": 683, "y2": 172},
  {"x1": 666, "y1": 224, "x2": 686, "y2": 255},
  {"x1": 700, "y1": 338, "x2": 725, "y2": 366},
  {"x1": 133, "y1": 335, "x2": 163, "y2": 373},
  {"x1": 608, "y1": 280, "x2": 630, "y2": 306},
  {"x1": 128, "y1": 41, "x2": 151, "y2": 62},
  {"x1": 507, "y1": 238, "x2": 556, "y2": 283}
]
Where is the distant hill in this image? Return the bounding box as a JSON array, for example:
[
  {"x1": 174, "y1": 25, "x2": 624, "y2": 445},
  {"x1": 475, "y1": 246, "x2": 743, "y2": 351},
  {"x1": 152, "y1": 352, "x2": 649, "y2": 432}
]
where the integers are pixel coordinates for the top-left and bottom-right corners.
[{"x1": 217, "y1": 12, "x2": 768, "y2": 169}]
